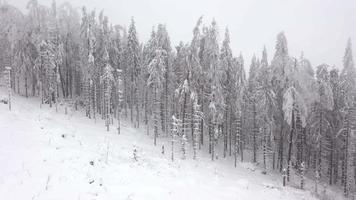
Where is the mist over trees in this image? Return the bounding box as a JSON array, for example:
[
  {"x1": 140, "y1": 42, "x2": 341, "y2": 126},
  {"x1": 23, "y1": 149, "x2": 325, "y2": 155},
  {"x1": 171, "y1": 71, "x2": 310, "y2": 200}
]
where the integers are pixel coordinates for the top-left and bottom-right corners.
[{"x1": 1, "y1": 0, "x2": 356, "y2": 197}]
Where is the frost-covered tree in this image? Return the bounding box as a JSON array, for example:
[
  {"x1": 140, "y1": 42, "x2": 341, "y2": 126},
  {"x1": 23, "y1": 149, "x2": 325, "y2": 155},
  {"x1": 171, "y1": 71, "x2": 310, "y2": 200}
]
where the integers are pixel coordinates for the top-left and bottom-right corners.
[
  {"x1": 339, "y1": 39, "x2": 356, "y2": 197},
  {"x1": 126, "y1": 18, "x2": 141, "y2": 127},
  {"x1": 307, "y1": 64, "x2": 333, "y2": 183},
  {"x1": 256, "y1": 47, "x2": 276, "y2": 170},
  {"x1": 203, "y1": 19, "x2": 224, "y2": 161},
  {"x1": 235, "y1": 54, "x2": 246, "y2": 164},
  {"x1": 181, "y1": 133, "x2": 187, "y2": 160},
  {"x1": 191, "y1": 92, "x2": 203, "y2": 159},
  {"x1": 148, "y1": 48, "x2": 166, "y2": 145},
  {"x1": 189, "y1": 17, "x2": 204, "y2": 148},
  {"x1": 220, "y1": 27, "x2": 235, "y2": 157},
  {"x1": 116, "y1": 69, "x2": 124, "y2": 134},
  {"x1": 246, "y1": 55, "x2": 260, "y2": 163},
  {"x1": 80, "y1": 6, "x2": 96, "y2": 118},
  {"x1": 329, "y1": 68, "x2": 343, "y2": 185},
  {"x1": 235, "y1": 110, "x2": 242, "y2": 166},
  {"x1": 38, "y1": 40, "x2": 56, "y2": 107},
  {"x1": 270, "y1": 32, "x2": 293, "y2": 172},
  {"x1": 48, "y1": 1, "x2": 63, "y2": 112},
  {"x1": 283, "y1": 81, "x2": 307, "y2": 181},
  {"x1": 142, "y1": 28, "x2": 157, "y2": 134},
  {"x1": 178, "y1": 78, "x2": 190, "y2": 143},
  {"x1": 171, "y1": 115, "x2": 181, "y2": 161},
  {"x1": 340, "y1": 39, "x2": 356, "y2": 99},
  {"x1": 155, "y1": 24, "x2": 171, "y2": 136},
  {"x1": 295, "y1": 54, "x2": 315, "y2": 171},
  {"x1": 101, "y1": 48, "x2": 114, "y2": 131}
]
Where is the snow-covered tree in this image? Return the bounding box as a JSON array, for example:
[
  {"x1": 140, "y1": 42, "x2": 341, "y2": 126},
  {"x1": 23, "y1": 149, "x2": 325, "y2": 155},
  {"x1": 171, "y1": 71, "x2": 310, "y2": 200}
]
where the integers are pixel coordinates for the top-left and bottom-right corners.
[
  {"x1": 116, "y1": 69, "x2": 124, "y2": 134},
  {"x1": 171, "y1": 115, "x2": 182, "y2": 161},
  {"x1": 220, "y1": 27, "x2": 234, "y2": 157},
  {"x1": 246, "y1": 55, "x2": 260, "y2": 163},
  {"x1": 283, "y1": 81, "x2": 306, "y2": 181},
  {"x1": 234, "y1": 54, "x2": 246, "y2": 164},
  {"x1": 300, "y1": 161, "x2": 306, "y2": 189},
  {"x1": 38, "y1": 40, "x2": 56, "y2": 107},
  {"x1": 101, "y1": 48, "x2": 114, "y2": 131},
  {"x1": 339, "y1": 39, "x2": 356, "y2": 197},
  {"x1": 256, "y1": 47, "x2": 276, "y2": 170},
  {"x1": 270, "y1": 32, "x2": 293, "y2": 172},
  {"x1": 329, "y1": 68, "x2": 343, "y2": 185},
  {"x1": 155, "y1": 24, "x2": 171, "y2": 136},
  {"x1": 203, "y1": 19, "x2": 224, "y2": 161},
  {"x1": 189, "y1": 17, "x2": 204, "y2": 148},
  {"x1": 181, "y1": 133, "x2": 187, "y2": 160},
  {"x1": 126, "y1": 18, "x2": 141, "y2": 127},
  {"x1": 191, "y1": 92, "x2": 203, "y2": 159},
  {"x1": 143, "y1": 28, "x2": 157, "y2": 134},
  {"x1": 235, "y1": 110, "x2": 242, "y2": 166},
  {"x1": 148, "y1": 48, "x2": 166, "y2": 145},
  {"x1": 307, "y1": 64, "x2": 333, "y2": 182}
]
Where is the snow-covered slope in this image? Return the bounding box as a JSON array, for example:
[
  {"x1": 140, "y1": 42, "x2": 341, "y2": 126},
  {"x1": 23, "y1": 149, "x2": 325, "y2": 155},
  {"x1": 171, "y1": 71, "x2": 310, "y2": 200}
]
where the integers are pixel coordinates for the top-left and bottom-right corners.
[{"x1": 0, "y1": 91, "x2": 331, "y2": 200}]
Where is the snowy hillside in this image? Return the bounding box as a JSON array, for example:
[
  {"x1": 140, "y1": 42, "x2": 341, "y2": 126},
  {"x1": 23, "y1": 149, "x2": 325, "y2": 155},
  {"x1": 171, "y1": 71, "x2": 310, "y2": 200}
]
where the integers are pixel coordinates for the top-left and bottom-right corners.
[
  {"x1": 2, "y1": 0, "x2": 356, "y2": 198},
  {"x1": 0, "y1": 90, "x2": 342, "y2": 200}
]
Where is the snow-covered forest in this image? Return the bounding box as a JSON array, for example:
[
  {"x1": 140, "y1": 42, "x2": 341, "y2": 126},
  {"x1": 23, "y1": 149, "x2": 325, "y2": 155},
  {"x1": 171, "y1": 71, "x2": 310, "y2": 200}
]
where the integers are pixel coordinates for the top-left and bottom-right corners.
[{"x1": 1, "y1": 0, "x2": 356, "y2": 199}]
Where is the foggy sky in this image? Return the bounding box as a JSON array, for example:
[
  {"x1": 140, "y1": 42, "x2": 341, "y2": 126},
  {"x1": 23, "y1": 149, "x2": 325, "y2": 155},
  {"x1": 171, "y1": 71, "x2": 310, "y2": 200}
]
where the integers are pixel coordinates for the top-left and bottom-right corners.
[{"x1": 8, "y1": 0, "x2": 356, "y2": 70}]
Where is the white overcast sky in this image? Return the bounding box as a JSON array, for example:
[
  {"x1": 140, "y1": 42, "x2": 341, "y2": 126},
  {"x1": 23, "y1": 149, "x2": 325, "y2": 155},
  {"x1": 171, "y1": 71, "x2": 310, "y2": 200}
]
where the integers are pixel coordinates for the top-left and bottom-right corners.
[{"x1": 8, "y1": 0, "x2": 356, "y2": 70}]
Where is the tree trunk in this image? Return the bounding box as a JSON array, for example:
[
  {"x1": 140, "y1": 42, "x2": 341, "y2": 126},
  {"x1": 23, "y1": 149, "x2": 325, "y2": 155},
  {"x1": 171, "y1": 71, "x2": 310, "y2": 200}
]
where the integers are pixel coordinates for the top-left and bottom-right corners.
[
  {"x1": 224, "y1": 108, "x2": 228, "y2": 158},
  {"x1": 253, "y1": 102, "x2": 257, "y2": 163},
  {"x1": 154, "y1": 86, "x2": 158, "y2": 146},
  {"x1": 165, "y1": 67, "x2": 169, "y2": 137},
  {"x1": 229, "y1": 107, "x2": 232, "y2": 156},
  {"x1": 278, "y1": 119, "x2": 285, "y2": 172},
  {"x1": 136, "y1": 86, "x2": 139, "y2": 128},
  {"x1": 263, "y1": 127, "x2": 267, "y2": 173},
  {"x1": 287, "y1": 107, "x2": 295, "y2": 182},
  {"x1": 25, "y1": 74, "x2": 28, "y2": 98},
  {"x1": 343, "y1": 116, "x2": 350, "y2": 197},
  {"x1": 200, "y1": 84, "x2": 204, "y2": 148},
  {"x1": 181, "y1": 90, "x2": 187, "y2": 140}
]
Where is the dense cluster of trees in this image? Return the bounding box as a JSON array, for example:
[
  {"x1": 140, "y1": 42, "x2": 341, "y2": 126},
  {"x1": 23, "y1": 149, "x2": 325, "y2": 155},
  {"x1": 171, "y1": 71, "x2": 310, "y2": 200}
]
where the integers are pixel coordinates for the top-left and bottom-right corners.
[{"x1": 1, "y1": 0, "x2": 356, "y2": 197}]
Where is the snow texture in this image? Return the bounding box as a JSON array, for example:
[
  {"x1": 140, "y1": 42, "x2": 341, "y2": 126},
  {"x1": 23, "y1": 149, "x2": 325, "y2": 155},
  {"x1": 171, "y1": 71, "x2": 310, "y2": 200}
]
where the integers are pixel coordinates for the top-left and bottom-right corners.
[{"x1": 0, "y1": 89, "x2": 343, "y2": 200}]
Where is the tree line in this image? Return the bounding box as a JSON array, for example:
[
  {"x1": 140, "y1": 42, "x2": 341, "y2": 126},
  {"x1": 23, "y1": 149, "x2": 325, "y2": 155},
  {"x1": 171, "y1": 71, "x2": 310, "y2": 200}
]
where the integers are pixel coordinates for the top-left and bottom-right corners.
[{"x1": 1, "y1": 0, "x2": 356, "y2": 197}]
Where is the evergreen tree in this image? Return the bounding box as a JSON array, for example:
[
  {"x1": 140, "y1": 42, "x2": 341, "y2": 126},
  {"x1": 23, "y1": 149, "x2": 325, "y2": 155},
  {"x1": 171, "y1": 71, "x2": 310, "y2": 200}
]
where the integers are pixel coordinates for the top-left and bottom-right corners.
[
  {"x1": 156, "y1": 24, "x2": 171, "y2": 136},
  {"x1": 191, "y1": 92, "x2": 203, "y2": 159},
  {"x1": 220, "y1": 28, "x2": 234, "y2": 158},
  {"x1": 189, "y1": 17, "x2": 204, "y2": 148},
  {"x1": 127, "y1": 18, "x2": 141, "y2": 127},
  {"x1": 270, "y1": 32, "x2": 293, "y2": 172},
  {"x1": 171, "y1": 115, "x2": 181, "y2": 161},
  {"x1": 205, "y1": 19, "x2": 223, "y2": 161},
  {"x1": 101, "y1": 48, "x2": 114, "y2": 131},
  {"x1": 339, "y1": 38, "x2": 356, "y2": 197},
  {"x1": 256, "y1": 47, "x2": 276, "y2": 171},
  {"x1": 116, "y1": 69, "x2": 124, "y2": 134},
  {"x1": 330, "y1": 68, "x2": 342, "y2": 185},
  {"x1": 246, "y1": 55, "x2": 260, "y2": 163},
  {"x1": 235, "y1": 54, "x2": 246, "y2": 163},
  {"x1": 178, "y1": 79, "x2": 190, "y2": 147},
  {"x1": 148, "y1": 48, "x2": 166, "y2": 145},
  {"x1": 181, "y1": 133, "x2": 187, "y2": 160}
]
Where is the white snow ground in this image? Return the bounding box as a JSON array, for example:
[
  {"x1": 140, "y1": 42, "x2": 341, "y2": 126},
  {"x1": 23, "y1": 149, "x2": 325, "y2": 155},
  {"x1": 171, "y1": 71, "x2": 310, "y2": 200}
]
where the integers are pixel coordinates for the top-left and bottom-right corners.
[{"x1": 0, "y1": 90, "x2": 343, "y2": 200}]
